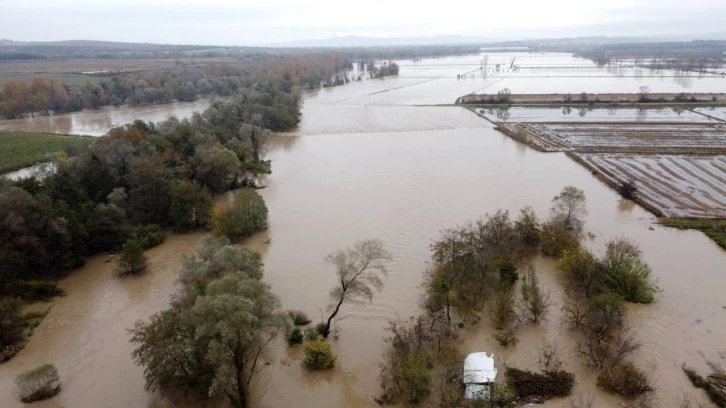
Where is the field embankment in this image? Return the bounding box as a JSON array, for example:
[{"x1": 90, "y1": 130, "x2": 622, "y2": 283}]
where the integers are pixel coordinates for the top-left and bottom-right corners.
[
  {"x1": 457, "y1": 92, "x2": 726, "y2": 107},
  {"x1": 0, "y1": 132, "x2": 95, "y2": 174}
]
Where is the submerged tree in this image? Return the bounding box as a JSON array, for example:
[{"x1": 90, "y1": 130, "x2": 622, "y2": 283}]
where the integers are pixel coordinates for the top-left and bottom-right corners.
[
  {"x1": 551, "y1": 186, "x2": 588, "y2": 231},
  {"x1": 213, "y1": 189, "x2": 268, "y2": 242},
  {"x1": 193, "y1": 273, "x2": 290, "y2": 407},
  {"x1": 130, "y1": 272, "x2": 289, "y2": 408},
  {"x1": 116, "y1": 239, "x2": 148, "y2": 275},
  {"x1": 320, "y1": 239, "x2": 392, "y2": 338}
]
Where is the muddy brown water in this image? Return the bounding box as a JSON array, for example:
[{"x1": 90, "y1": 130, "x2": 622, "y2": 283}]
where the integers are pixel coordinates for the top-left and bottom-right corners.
[{"x1": 2, "y1": 55, "x2": 726, "y2": 408}]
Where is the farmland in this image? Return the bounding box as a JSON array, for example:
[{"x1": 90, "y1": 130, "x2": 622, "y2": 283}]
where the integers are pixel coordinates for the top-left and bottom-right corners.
[
  {"x1": 496, "y1": 122, "x2": 726, "y2": 154},
  {"x1": 573, "y1": 153, "x2": 726, "y2": 218},
  {"x1": 484, "y1": 106, "x2": 726, "y2": 227},
  {"x1": 0, "y1": 131, "x2": 94, "y2": 174}
]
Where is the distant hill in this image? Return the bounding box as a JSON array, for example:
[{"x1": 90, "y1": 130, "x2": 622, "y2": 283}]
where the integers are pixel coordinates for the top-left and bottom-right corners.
[
  {"x1": 270, "y1": 35, "x2": 500, "y2": 48},
  {"x1": 0, "y1": 39, "x2": 224, "y2": 52}
]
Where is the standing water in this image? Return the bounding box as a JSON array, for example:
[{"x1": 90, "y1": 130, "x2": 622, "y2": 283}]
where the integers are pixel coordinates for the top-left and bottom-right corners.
[{"x1": 1, "y1": 54, "x2": 725, "y2": 408}]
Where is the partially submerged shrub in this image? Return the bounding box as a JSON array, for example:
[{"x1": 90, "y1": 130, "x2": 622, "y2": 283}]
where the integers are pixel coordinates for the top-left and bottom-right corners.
[
  {"x1": 499, "y1": 262, "x2": 518, "y2": 286},
  {"x1": 515, "y1": 206, "x2": 542, "y2": 248},
  {"x1": 494, "y1": 330, "x2": 519, "y2": 347},
  {"x1": 3, "y1": 280, "x2": 63, "y2": 301},
  {"x1": 288, "y1": 310, "x2": 311, "y2": 326},
  {"x1": 303, "y1": 340, "x2": 336, "y2": 370},
  {"x1": 505, "y1": 367, "x2": 575, "y2": 399},
  {"x1": 541, "y1": 220, "x2": 580, "y2": 257},
  {"x1": 15, "y1": 364, "x2": 61, "y2": 403},
  {"x1": 303, "y1": 326, "x2": 320, "y2": 341},
  {"x1": 486, "y1": 382, "x2": 518, "y2": 407},
  {"x1": 682, "y1": 365, "x2": 726, "y2": 407},
  {"x1": 116, "y1": 238, "x2": 148, "y2": 275},
  {"x1": 213, "y1": 189, "x2": 268, "y2": 241},
  {"x1": 557, "y1": 248, "x2": 605, "y2": 298},
  {"x1": 287, "y1": 328, "x2": 303, "y2": 346},
  {"x1": 402, "y1": 354, "x2": 429, "y2": 403},
  {"x1": 0, "y1": 298, "x2": 26, "y2": 348},
  {"x1": 129, "y1": 224, "x2": 166, "y2": 249},
  {"x1": 597, "y1": 361, "x2": 653, "y2": 398},
  {"x1": 489, "y1": 289, "x2": 517, "y2": 330},
  {"x1": 603, "y1": 238, "x2": 658, "y2": 304},
  {"x1": 315, "y1": 322, "x2": 328, "y2": 336},
  {"x1": 617, "y1": 181, "x2": 638, "y2": 200}
]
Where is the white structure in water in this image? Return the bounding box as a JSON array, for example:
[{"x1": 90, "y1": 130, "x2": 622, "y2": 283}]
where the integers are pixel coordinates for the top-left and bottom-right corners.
[{"x1": 463, "y1": 352, "x2": 497, "y2": 399}]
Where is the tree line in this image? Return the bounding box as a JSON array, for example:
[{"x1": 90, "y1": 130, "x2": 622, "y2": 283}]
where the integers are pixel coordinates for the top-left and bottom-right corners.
[{"x1": 0, "y1": 53, "x2": 351, "y2": 120}]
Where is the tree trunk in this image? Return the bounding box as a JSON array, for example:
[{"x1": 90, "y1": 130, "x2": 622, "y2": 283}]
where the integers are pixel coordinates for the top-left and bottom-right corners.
[
  {"x1": 323, "y1": 293, "x2": 345, "y2": 338},
  {"x1": 236, "y1": 366, "x2": 248, "y2": 408}
]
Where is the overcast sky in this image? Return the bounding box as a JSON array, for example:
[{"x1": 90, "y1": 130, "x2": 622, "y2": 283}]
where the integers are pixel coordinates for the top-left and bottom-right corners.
[{"x1": 2, "y1": 0, "x2": 725, "y2": 45}]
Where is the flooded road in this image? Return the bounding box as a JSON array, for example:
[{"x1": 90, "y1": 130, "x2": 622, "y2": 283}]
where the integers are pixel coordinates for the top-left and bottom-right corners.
[{"x1": 1, "y1": 53, "x2": 726, "y2": 408}]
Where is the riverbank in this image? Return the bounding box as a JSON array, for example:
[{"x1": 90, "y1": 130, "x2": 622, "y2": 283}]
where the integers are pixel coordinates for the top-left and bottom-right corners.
[{"x1": 0, "y1": 131, "x2": 95, "y2": 174}]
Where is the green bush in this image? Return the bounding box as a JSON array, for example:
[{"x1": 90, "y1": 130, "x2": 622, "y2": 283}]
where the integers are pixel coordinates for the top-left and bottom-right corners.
[
  {"x1": 129, "y1": 224, "x2": 166, "y2": 249},
  {"x1": 15, "y1": 364, "x2": 61, "y2": 403},
  {"x1": 402, "y1": 354, "x2": 429, "y2": 403},
  {"x1": 303, "y1": 326, "x2": 320, "y2": 341},
  {"x1": 0, "y1": 298, "x2": 26, "y2": 348},
  {"x1": 116, "y1": 239, "x2": 148, "y2": 276},
  {"x1": 3, "y1": 281, "x2": 64, "y2": 301},
  {"x1": 505, "y1": 367, "x2": 575, "y2": 399},
  {"x1": 303, "y1": 340, "x2": 336, "y2": 370},
  {"x1": 597, "y1": 362, "x2": 653, "y2": 398},
  {"x1": 499, "y1": 262, "x2": 518, "y2": 286},
  {"x1": 541, "y1": 220, "x2": 580, "y2": 257},
  {"x1": 287, "y1": 328, "x2": 303, "y2": 346},
  {"x1": 603, "y1": 239, "x2": 658, "y2": 304},
  {"x1": 474, "y1": 383, "x2": 517, "y2": 407},
  {"x1": 682, "y1": 365, "x2": 726, "y2": 407},
  {"x1": 213, "y1": 189, "x2": 268, "y2": 242}
]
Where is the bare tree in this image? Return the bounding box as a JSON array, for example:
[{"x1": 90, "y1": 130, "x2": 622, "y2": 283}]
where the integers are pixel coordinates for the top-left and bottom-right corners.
[
  {"x1": 551, "y1": 186, "x2": 588, "y2": 231},
  {"x1": 561, "y1": 293, "x2": 589, "y2": 330},
  {"x1": 574, "y1": 326, "x2": 641, "y2": 369},
  {"x1": 519, "y1": 267, "x2": 554, "y2": 324},
  {"x1": 677, "y1": 392, "x2": 708, "y2": 408},
  {"x1": 537, "y1": 340, "x2": 563, "y2": 371},
  {"x1": 321, "y1": 239, "x2": 392, "y2": 338}
]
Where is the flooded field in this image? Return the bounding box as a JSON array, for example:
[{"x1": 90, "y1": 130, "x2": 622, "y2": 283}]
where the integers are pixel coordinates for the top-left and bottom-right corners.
[
  {"x1": 575, "y1": 154, "x2": 726, "y2": 218},
  {"x1": 477, "y1": 107, "x2": 724, "y2": 123},
  {"x1": 0, "y1": 98, "x2": 214, "y2": 136},
  {"x1": 1, "y1": 51, "x2": 725, "y2": 139},
  {"x1": 2, "y1": 53, "x2": 726, "y2": 408},
  {"x1": 498, "y1": 122, "x2": 726, "y2": 154}
]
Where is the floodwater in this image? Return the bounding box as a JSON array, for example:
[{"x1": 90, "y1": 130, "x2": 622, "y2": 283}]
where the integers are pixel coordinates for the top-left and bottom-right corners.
[
  {"x1": 0, "y1": 98, "x2": 214, "y2": 136},
  {"x1": 2, "y1": 53, "x2": 726, "y2": 408}
]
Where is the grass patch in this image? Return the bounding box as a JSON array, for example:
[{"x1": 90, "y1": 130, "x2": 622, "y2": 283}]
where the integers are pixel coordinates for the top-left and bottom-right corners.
[
  {"x1": 660, "y1": 218, "x2": 726, "y2": 250},
  {"x1": 0, "y1": 132, "x2": 95, "y2": 174}
]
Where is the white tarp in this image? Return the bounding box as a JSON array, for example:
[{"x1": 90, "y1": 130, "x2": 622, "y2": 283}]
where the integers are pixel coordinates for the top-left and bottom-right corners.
[
  {"x1": 463, "y1": 352, "x2": 497, "y2": 400},
  {"x1": 463, "y1": 352, "x2": 497, "y2": 384}
]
